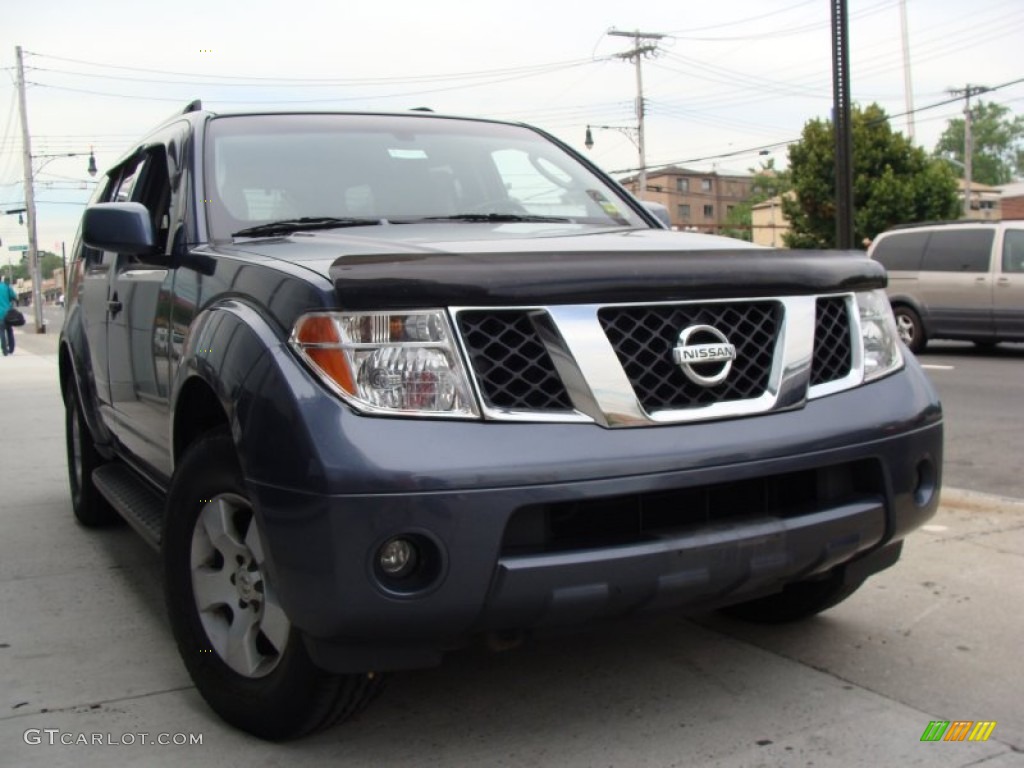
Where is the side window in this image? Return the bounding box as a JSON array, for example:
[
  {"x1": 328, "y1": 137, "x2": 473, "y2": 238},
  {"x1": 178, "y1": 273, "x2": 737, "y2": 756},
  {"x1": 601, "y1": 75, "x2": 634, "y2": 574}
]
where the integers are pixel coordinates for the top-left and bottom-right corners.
[
  {"x1": 111, "y1": 160, "x2": 144, "y2": 203},
  {"x1": 923, "y1": 229, "x2": 994, "y2": 272},
  {"x1": 131, "y1": 147, "x2": 173, "y2": 253},
  {"x1": 1002, "y1": 229, "x2": 1024, "y2": 273},
  {"x1": 871, "y1": 232, "x2": 927, "y2": 271}
]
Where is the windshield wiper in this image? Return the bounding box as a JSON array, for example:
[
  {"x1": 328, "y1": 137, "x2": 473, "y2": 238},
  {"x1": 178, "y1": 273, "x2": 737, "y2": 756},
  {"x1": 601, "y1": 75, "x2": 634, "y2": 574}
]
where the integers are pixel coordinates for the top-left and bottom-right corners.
[
  {"x1": 232, "y1": 217, "x2": 382, "y2": 238},
  {"x1": 412, "y1": 213, "x2": 571, "y2": 224}
]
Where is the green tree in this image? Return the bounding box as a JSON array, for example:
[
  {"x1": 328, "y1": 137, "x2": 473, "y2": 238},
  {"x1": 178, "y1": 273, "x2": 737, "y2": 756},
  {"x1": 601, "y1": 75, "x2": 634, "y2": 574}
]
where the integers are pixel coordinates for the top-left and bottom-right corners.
[
  {"x1": 933, "y1": 101, "x2": 1024, "y2": 185},
  {"x1": 2, "y1": 251, "x2": 61, "y2": 282},
  {"x1": 783, "y1": 103, "x2": 959, "y2": 249},
  {"x1": 721, "y1": 159, "x2": 792, "y2": 241},
  {"x1": 39, "y1": 251, "x2": 63, "y2": 279}
]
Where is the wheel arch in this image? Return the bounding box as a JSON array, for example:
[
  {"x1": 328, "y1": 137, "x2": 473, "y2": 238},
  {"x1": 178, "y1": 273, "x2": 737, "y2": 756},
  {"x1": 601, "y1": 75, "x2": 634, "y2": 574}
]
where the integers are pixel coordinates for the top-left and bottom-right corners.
[
  {"x1": 57, "y1": 327, "x2": 114, "y2": 455},
  {"x1": 173, "y1": 376, "x2": 230, "y2": 465},
  {"x1": 168, "y1": 298, "x2": 330, "y2": 490}
]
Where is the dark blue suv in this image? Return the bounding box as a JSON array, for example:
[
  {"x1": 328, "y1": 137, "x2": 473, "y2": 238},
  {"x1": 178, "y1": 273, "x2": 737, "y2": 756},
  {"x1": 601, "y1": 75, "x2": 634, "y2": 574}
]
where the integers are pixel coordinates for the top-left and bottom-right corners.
[{"x1": 60, "y1": 104, "x2": 943, "y2": 739}]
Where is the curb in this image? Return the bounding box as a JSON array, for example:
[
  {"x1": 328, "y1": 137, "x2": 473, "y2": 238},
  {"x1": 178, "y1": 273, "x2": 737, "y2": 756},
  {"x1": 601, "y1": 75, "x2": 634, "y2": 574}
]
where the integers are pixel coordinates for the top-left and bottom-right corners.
[{"x1": 940, "y1": 486, "x2": 1024, "y2": 512}]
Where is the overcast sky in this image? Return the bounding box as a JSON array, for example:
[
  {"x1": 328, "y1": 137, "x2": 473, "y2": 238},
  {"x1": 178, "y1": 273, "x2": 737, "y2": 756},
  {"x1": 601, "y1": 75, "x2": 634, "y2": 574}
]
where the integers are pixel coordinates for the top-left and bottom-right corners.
[{"x1": 1, "y1": 0, "x2": 1021, "y2": 250}]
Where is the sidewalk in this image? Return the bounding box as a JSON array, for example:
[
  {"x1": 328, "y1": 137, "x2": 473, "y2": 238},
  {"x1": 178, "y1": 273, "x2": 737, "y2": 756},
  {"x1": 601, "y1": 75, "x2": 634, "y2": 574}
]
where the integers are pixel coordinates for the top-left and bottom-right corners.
[{"x1": 4, "y1": 326, "x2": 60, "y2": 359}]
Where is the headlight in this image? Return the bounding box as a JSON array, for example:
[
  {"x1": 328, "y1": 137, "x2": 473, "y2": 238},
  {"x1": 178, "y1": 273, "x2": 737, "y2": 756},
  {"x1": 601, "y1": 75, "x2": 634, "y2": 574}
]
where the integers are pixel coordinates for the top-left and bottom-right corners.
[
  {"x1": 290, "y1": 310, "x2": 479, "y2": 417},
  {"x1": 856, "y1": 289, "x2": 904, "y2": 382}
]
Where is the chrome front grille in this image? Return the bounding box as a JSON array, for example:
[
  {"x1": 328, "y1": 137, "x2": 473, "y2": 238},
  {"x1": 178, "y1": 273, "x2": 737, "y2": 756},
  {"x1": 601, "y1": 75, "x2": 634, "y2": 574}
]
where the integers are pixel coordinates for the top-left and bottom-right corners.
[
  {"x1": 811, "y1": 297, "x2": 854, "y2": 386},
  {"x1": 456, "y1": 310, "x2": 573, "y2": 412},
  {"x1": 453, "y1": 294, "x2": 859, "y2": 428},
  {"x1": 598, "y1": 302, "x2": 781, "y2": 410}
]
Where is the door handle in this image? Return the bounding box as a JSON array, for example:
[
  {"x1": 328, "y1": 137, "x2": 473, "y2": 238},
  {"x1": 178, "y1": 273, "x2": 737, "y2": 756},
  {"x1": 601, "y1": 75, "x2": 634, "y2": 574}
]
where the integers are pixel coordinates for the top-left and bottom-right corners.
[
  {"x1": 108, "y1": 298, "x2": 123, "y2": 316},
  {"x1": 997, "y1": 277, "x2": 1011, "y2": 286}
]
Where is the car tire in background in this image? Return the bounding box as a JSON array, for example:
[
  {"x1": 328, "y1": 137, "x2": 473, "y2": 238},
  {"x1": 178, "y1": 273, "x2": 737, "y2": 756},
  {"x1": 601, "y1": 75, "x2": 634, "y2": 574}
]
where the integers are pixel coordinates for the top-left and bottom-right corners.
[
  {"x1": 64, "y1": 383, "x2": 120, "y2": 527},
  {"x1": 893, "y1": 305, "x2": 926, "y2": 354},
  {"x1": 720, "y1": 569, "x2": 864, "y2": 624}
]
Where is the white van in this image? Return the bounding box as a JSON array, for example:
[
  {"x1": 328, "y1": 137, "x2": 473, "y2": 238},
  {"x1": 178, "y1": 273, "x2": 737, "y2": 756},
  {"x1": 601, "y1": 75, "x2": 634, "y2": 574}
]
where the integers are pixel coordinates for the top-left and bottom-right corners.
[{"x1": 868, "y1": 220, "x2": 1024, "y2": 352}]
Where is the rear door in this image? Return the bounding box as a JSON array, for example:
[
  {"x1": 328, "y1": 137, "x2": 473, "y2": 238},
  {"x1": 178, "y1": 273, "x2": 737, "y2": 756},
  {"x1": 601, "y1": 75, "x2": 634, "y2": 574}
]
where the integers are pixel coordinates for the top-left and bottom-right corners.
[
  {"x1": 995, "y1": 227, "x2": 1024, "y2": 339},
  {"x1": 917, "y1": 228, "x2": 995, "y2": 339}
]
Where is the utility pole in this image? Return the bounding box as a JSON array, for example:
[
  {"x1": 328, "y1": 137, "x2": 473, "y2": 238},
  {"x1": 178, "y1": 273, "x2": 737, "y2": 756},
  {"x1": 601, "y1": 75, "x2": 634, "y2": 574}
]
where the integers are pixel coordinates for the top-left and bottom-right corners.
[
  {"x1": 608, "y1": 29, "x2": 663, "y2": 197},
  {"x1": 899, "y1": 0, "x2": 915, "y2": 142},
  {"x1": 948, "y1": 84, "x2": 989, "y2": 217},
  {"x1": 15, "y1": 45, "x2": 44, "y2": 334}
]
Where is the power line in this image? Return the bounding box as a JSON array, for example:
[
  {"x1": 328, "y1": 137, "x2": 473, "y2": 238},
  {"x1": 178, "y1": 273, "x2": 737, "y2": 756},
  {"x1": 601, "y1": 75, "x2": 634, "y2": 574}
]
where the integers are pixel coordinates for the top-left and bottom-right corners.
[
  {"x1": 663, "y1": 0, "x2": 819, "y2": 35},
  {"x1": 24, "y1": 58, "x2": 599, "y2": 106},
  {"x1": 667, "y1": 0, "x2": 896, "y2": 41},
  {"x1": 610, "y1": 77, "x2": 1024, "y2": 173},
  {"x1": 24, "y1": 50, "x2": 599, "y2": 86}
]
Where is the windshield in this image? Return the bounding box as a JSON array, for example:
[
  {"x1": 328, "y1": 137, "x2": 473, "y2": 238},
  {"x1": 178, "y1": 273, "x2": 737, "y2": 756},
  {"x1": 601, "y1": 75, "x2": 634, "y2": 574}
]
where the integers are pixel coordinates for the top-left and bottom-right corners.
[{"x1": 203, "y1": 113, "x2": 648, "y2": 241}]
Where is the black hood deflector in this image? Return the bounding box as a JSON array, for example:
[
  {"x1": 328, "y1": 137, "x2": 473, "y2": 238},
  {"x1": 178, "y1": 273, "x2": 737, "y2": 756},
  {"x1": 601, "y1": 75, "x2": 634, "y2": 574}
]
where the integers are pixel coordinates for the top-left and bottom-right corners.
[{"x1": 327, "y1": 249, "x2": 885, "y2": 308}]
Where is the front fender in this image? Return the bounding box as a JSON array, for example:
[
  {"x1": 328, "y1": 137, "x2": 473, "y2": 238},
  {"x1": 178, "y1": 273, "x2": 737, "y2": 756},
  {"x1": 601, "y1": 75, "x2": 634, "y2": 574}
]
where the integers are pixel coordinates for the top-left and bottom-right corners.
[{"x1": 169, "y1": 299, "x2": 334, "y2": 492}]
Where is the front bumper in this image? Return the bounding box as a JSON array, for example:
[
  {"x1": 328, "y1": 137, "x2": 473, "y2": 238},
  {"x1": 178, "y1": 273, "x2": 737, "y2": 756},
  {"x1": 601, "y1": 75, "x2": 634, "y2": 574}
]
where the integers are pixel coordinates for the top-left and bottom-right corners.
[{"x1": 245, "y1": 359, "x2": 942, "y2": 673}]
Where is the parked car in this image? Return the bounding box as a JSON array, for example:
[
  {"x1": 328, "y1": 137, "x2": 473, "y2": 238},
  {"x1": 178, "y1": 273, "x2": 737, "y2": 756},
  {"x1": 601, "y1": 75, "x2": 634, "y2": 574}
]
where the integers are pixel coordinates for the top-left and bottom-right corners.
[
  {"x1": 60, "y1": 102, "x2": 943, "y2": 740},
  {"x1": 868, "y1": 220, "x2": 1024, "y2": 352}
]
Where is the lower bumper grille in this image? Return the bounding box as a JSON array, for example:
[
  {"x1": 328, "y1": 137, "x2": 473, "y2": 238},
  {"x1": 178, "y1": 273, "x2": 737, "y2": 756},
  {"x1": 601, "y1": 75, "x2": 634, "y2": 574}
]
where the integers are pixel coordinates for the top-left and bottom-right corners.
[{"x1": 501, "y1": 459, "x2": 884, "y2": 556}]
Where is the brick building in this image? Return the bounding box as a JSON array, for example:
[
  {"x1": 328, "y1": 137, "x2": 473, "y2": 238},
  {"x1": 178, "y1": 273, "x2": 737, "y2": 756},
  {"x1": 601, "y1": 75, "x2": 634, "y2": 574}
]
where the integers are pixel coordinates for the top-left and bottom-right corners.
[{"x1": 621, "y1": 167, "x2": 753, "y2": 233}]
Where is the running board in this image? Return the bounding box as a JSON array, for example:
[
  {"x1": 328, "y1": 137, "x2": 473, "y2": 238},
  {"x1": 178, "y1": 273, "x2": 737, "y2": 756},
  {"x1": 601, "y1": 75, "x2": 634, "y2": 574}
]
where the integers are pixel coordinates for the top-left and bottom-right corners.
[{"x1": 92, "y1": 464, "x2": 165, "y2": 550}]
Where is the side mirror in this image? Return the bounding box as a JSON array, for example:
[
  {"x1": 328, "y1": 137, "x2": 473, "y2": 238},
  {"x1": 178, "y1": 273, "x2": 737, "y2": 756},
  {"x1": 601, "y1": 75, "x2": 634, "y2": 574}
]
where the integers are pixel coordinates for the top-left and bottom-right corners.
[
  {"x1": 642, "y1": 201, "x2": 671, "y2": 229},
  {"x1": 82, "y1": 202, "x2": 157, "y2": 255}
]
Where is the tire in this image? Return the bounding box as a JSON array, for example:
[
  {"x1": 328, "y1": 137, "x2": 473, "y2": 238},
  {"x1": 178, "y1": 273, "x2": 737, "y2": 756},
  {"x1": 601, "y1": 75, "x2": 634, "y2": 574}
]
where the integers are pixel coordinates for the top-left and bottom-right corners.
[
  {"x1": 65, "y1": 382, "x2": 120, "y2": 527},
  {"x1": 719, "y1": 570, "x2": 863, "y2": 624},
  {"x1": 893, "y1": 305, "x2": 926, "y2": 354},
  {"x1": 163, "y1": 428, "x2": 382, "y2": 740}
]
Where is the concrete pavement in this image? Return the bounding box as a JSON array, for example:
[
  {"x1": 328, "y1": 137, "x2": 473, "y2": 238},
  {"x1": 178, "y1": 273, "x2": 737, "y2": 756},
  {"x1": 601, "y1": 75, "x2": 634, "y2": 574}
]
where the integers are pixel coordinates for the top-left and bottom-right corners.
[{"x1": 1, "y1": 330, "x2": 1022, "y2": 766}]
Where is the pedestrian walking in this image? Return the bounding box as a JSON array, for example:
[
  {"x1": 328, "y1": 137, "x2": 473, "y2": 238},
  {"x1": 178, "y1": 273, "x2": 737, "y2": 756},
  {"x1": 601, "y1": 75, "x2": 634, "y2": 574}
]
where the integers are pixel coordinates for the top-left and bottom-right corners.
[{"x1": 1, "y1": 277, "x2": 17, "y2": 356}]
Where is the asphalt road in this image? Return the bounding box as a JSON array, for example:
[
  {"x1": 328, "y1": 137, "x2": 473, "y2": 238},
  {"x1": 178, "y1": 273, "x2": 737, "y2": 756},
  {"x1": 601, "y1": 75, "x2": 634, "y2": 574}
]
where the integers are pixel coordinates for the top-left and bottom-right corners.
[
  {"x1": 916, "y1": 341, "x2": 1024, "y2": 499},
  {"x1": 1, "y1": 330, "x2": 1022, "y2": 767}
]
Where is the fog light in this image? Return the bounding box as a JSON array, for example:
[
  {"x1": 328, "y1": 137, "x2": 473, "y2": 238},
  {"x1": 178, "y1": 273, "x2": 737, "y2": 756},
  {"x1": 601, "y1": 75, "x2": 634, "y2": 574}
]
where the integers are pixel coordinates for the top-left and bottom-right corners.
[{"x1": 378, "y1": 537, "x2": 418, "y2": 578}]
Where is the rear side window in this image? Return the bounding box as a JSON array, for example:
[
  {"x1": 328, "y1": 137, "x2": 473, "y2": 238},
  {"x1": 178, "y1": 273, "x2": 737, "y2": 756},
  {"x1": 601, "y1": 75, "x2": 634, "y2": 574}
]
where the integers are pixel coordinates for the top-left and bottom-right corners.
[
  {"x1": 1002, "y1": 229, "x2": 1024, "y2": 273},
  {"x1": 923, "y1": 229, "x2": 993, "y2": 272},
  {"x1": 872, "y1": 232, "x2": 927, "y2": 271}
]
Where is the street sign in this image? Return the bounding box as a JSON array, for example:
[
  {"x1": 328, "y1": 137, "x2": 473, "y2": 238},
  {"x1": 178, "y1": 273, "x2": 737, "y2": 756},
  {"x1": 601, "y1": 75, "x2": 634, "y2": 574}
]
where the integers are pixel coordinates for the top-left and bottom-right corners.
[{"x1": 8, "y1": 244, "x2": 28, "y2": 251}]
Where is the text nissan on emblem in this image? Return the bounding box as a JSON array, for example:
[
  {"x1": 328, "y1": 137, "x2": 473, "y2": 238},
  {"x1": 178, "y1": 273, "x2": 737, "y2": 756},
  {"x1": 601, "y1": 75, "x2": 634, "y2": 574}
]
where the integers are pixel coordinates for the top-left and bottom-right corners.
[{"x1": 672, "y1": 324, "x2": 738, "y2": 387}]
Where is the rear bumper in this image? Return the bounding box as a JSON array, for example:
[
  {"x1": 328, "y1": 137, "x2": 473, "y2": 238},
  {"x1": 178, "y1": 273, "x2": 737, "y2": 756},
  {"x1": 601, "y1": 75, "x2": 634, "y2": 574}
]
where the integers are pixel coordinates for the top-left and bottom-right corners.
[{"x1": 246, "y1": 362, "x2": 942, "y2": 673}]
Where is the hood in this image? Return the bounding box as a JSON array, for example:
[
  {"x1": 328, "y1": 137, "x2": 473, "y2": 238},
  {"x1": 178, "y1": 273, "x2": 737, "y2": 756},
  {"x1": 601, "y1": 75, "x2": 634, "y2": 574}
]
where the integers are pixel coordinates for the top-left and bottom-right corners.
[{"x1": 214, "y1": 223, "x2": 885, "y2": 308}]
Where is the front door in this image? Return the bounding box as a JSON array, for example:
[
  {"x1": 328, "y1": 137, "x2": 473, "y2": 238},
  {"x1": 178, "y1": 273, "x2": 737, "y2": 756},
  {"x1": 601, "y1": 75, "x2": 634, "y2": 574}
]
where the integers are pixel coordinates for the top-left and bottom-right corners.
[{"x1": 104, "y1": 137, "x2": 183, "y2": 482}]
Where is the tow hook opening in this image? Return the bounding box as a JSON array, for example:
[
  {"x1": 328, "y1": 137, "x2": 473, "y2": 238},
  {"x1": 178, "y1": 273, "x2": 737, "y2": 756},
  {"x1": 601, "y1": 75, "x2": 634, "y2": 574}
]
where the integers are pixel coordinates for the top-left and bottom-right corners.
[{"x1": 913, "y1": 458, "x2": 937, "y2": 508}]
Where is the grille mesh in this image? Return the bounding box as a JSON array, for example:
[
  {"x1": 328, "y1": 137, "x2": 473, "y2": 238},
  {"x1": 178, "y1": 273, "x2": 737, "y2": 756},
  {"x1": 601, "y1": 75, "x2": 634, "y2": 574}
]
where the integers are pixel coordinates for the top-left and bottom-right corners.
[
  {"x1": 457, "y1": 310, "x2": 573, "y2": 411},
  {"x1": 598, "y1": 302, "x2": 781, "y2": 410},
  {"x1": 811, "y1": 297, "x2": 853, "y2": 386}
]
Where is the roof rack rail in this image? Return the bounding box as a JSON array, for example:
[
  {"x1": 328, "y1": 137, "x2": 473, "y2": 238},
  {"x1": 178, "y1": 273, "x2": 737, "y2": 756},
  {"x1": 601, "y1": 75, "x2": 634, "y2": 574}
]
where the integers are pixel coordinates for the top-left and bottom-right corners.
[{"x1": 887, "y1": 219, "x2": 989, "y2": 231}]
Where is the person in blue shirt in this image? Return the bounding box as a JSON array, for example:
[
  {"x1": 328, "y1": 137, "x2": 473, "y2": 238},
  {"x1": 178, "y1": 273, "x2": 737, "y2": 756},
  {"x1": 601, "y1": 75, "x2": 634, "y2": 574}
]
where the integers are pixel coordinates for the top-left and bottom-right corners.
[{"x1": 0, "y1": 277, "x2": 17, "y2": 356}]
